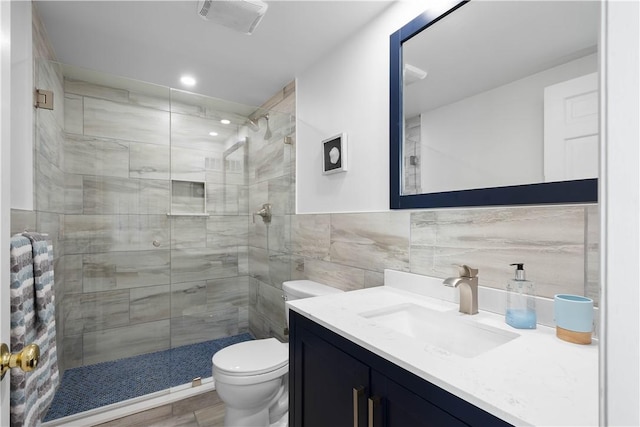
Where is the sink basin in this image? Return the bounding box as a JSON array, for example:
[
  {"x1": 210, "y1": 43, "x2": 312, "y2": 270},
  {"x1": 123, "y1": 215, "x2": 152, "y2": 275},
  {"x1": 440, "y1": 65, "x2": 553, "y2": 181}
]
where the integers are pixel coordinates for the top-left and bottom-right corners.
[{"x1": 359, "y1": 303, "x2": 519, "y2": 358}]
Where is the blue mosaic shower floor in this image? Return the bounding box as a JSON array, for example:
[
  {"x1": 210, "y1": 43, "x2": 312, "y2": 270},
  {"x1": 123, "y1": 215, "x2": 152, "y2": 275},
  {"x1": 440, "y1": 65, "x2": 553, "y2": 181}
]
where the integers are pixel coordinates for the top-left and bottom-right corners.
[{"x1": 43, "y1": 333, "x2": 253, "y2": 422}]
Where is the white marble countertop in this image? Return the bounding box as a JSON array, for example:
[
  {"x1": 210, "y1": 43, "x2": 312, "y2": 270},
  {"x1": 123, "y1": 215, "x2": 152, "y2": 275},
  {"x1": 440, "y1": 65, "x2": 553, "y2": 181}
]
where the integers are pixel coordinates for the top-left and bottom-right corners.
[{"x1": 287, "y1": 271, "x2": 599, "y2": 427}]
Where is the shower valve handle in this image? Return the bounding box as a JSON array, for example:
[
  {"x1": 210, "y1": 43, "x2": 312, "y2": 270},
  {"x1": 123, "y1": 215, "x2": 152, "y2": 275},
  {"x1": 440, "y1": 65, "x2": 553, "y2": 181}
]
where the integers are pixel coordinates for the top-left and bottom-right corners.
[{"x1": 253, "y1": 203, "x2": 272, "y2": 224}]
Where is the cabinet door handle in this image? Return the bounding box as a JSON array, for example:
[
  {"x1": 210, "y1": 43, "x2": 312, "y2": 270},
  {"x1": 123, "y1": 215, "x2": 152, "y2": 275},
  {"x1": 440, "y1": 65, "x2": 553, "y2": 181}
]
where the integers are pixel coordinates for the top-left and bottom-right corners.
[
  {"x1": 353, "y1": 386, "x2": 365, "y2": 427},
  {"x1": 368, "y1": 396, "x2": 381, "y2": 427}
]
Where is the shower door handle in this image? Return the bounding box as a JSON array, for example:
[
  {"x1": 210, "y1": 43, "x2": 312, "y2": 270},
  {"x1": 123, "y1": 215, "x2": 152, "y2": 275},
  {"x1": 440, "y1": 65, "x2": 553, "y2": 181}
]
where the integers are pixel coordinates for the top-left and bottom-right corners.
[{"x1": 0, "y1": 342, "x2": 40, "y2": 380}]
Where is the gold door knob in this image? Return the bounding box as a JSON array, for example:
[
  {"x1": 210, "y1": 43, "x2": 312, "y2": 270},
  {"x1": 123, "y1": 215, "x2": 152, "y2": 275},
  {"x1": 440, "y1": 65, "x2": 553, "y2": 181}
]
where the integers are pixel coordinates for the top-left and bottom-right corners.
[{"x1": 0, "y1": 343, "x2": 40, "y2": 380}]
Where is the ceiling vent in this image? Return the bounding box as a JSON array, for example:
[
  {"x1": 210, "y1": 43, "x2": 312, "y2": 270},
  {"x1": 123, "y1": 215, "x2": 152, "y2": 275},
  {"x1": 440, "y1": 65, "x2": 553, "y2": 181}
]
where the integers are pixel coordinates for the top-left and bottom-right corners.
[{"x1": 197, "y1": 0, "x2": 269, "y2": 35}]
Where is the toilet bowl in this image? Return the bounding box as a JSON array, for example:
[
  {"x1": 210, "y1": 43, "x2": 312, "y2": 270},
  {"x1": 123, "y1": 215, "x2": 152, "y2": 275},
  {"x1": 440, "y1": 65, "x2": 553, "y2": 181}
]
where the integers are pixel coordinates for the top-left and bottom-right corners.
[{"x1": 211, "y1": 280, "x2": 343, "y2": 427}]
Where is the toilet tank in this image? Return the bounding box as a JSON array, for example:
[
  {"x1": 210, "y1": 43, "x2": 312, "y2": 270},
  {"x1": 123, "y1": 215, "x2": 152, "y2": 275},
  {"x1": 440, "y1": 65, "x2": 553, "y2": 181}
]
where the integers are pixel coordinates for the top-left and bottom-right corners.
[
  {"x1": 282, "y1": 280, "x2": 343, "y2": 301},
  {"x1": 283, "y1": 280, "x2": 343, "y2": 326}
]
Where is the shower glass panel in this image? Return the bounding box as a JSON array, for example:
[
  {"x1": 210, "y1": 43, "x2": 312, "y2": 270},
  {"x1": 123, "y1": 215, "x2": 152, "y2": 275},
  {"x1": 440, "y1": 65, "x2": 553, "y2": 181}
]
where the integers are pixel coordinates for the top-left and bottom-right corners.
[
  {"x1": 34, "y1": 61, "x2": 294, "y2": 422},
  {"x1": 55, "y1": 62, "x2": 175, "y2": 410},
  {"x1": 167, "y1": 89, "x2": 252, "y2": 365}
]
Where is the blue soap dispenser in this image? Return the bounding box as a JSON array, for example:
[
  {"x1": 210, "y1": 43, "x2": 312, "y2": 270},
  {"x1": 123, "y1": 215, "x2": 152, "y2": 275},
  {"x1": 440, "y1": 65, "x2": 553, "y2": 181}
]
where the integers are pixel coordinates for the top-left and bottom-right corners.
[{"x1": 505, "y1": 263, "x2": 537, "y2": 329}]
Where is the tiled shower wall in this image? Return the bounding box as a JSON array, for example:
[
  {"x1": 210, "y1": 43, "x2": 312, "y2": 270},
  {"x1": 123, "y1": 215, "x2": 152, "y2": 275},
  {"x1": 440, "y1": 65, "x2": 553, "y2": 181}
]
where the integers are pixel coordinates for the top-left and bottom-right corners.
[
  {"x1": 12, "y1": 6, "x2": 253, "y2": 371},
  {"x1": 59, "y1": 80, "x2": 251, "y2": 368},
  {"x1": 247, "y1": 83, "x2": 296, "y2": 341},
  {"x1": 248, "y1": 82, "x2": 599, "y2": 341},
  {"x1": 10, "y1": 5, "x2": 67, "y2": 371}
]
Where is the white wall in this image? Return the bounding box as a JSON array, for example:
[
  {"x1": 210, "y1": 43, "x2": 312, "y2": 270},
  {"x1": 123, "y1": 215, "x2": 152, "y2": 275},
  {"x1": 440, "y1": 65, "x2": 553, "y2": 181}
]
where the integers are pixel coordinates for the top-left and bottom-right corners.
[
  {"x1": 10, "y1": 2, "x2": 33, "y2": 211},
  {"x1": 297, "y1": 0, "x2": 640, "y2": 424},
  {"x1": 420, "y1": 54, "x2": 596, "y2": 193},
  {"x1": 297, "y1": 1, "x2": 457, "y2": 213},
  {"x1": 602, "y1": 1, "x2": 640, "y2": 425}
]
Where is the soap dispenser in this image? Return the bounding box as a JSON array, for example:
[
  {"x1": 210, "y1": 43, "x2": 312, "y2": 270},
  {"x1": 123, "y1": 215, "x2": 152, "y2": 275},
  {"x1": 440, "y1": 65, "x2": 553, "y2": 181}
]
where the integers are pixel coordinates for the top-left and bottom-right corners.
[{"x1": 505, "y1": 263, "x2": 537, "y2": 329}]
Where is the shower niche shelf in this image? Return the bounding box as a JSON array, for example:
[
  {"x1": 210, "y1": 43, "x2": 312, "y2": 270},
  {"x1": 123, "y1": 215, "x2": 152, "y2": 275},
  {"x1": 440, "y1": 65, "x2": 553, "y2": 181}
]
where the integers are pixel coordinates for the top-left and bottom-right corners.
[{"x1": 167, "y1": 180, "x2": 209, "y2": 217}]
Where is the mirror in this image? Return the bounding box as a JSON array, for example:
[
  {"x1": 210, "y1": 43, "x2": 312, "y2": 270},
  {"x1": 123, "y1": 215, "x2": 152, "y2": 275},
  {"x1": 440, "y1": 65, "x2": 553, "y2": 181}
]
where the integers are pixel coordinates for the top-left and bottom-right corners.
[{"x1": 390, "y1": 0, "x2": 599, "y2": 209}]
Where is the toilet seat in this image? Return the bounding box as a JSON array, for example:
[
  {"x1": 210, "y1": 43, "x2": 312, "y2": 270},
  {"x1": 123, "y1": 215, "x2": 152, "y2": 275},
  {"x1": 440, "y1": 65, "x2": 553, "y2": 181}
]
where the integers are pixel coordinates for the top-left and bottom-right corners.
[{"x1": 213, "y1": 338, "x2": 288, "y2": 376}]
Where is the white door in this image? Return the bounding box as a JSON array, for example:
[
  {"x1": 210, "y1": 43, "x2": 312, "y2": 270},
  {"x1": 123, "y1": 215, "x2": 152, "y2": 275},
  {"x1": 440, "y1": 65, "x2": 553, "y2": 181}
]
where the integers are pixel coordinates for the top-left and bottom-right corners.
[
  {"x1": 543, "y1": 72, "x2": 599, "y2": 182},
  {"x1": 0, "y1": 0, "x2": 11, "y2": 424}
]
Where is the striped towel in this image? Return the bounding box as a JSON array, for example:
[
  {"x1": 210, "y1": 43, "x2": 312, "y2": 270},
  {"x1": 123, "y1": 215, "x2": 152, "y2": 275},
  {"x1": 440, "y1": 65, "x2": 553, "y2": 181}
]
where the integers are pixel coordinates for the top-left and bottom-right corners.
[{"x1": 9, "y1": 233, "x2": 60, "y2": 427}]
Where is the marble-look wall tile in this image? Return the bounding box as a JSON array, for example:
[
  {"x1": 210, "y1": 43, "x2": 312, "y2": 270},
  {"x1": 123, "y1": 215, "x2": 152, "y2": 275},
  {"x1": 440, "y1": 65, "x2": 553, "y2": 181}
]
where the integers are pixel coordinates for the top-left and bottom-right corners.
[
  {"x1": 130, "y1": 141, "x2": 170, "y2": 180},
  {"x1": 171, "y1": 146, "x2": 208, "y2": 182},
  {"x1": 170, "y1": 307, "x2": 239, "y2": 348},
  {"x1": 36, "y1": 211, "x2": 63, "y2": 258},
  {"x1": 64, "y1": 214, "x2": 169, "y2": 254},
  {"x1": 65, "y1": 79, "x2": 129, "y2": 104},
  {"x1": 290, "y1": 214, "x2": 330, "y2": 260},
  {"x1": 36, "y1": 107, "x2": 64, "y2": 170},
  {"x1": 248, "y1": 181, "x2": 269, "y2": 249},
  {"x1": 82, "y1": 250, "x2": 170, "y2": 292},
  {"x1": 65, "y1": 290, "x2": 130, "y2": 334},
  {"x1": 330, "y1": 212, "x2": 411, "y2": 272},
  {"x1": 171, "y1": 217, "x2": 207, "y2": 249},
  {"x1": 269, "y1": 175, "x2": 294, "y2": 215},
  {"x1": 83, "y1": 176, "x2": 170, "y2": 214},
  {"x1": 84, "y1": 97, "x2": 170, "y2": 145},
  {"x1": 303, "y1": 258, "x2": 365, "y2": 292},
  {"x1": 35, "y1": 151, "x2": 65, "y2": 214},
  {"x1": 83, "y1": 320, "x2": 170, "y2": 365},
  {"x1": 248, "y1": 247, "x2": 269, "y2": 284},
  {"x1": 130, "y1": 285, "x2": 171, "y2": 324},
  {"x1": 206, "y1": 276, "x2": 249, "y2": 310},
  {"x1": 171, "y1": 281, "x2": 208, "y2": 318},
  {"x1": 238, "y1": 246, "x2": 249, "y2": 276},
  {"x1": 267, "y1": 251, "x2": 291, "y2": 289},
  {"x1": 207, "y1": 216, "x2": 248, "y2": 251},
  {"x1": 585, "y1": 205, "x2": 599, "y2": 304},
  {"x1": 128, "y1": 91, "x2": 170, "y2": 112},
  {"x1": 64, "y1": 94, "x2": 83, "y2": 134},
  {"x1": 256, "y1": 281, "x2": 287, "y2": 336},
  {"x1": 62, "y1": 334, "x2": 83, "y2": 370},
  {"x1": 10, "y1": 209, "x2": 36, "y2": 235},
  {"x1": 171, "y1": 112, "x2": 230, "y2": 152},
  {"x1": 65, "y1": 174, "x2": 83, "y2": 214},
  {"x1": 411, "y1": 206, "x2": 586, "y2": 298},
  {"x1": 64, "y1": 134, "x2": 130, "y2": 178},
  {"x1": 364, "y1": 270, "x2": 384, "y2": 288},
  {"x1": 170, "y1": 248, "x2": 237, "y2": 284},
  {"x1": 32, "y1": 6, "x2": 56, "y2": 60},
  {"x1": 207, "y1": 183, "x2": 248, "y2": 215},
  {"x1": 251, "y1": 139, "x2": 284, "y2": 183},
  {"x1": 63, "y1": 254, "x2": 83, "y2": 294}
]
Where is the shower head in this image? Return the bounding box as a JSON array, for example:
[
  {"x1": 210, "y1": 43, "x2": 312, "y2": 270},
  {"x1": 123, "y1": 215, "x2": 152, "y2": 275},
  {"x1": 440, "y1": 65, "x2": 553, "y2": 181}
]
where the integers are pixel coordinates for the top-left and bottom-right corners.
[
  {"x1": 246, "y1": 115, "x2": 272, "y2": 140},
  {"x1": 246, "y1": 118, "x2": 260, "y2": 132},
  {"x1": 263, "y1": 114, "x2": 272, "y2": 140}
]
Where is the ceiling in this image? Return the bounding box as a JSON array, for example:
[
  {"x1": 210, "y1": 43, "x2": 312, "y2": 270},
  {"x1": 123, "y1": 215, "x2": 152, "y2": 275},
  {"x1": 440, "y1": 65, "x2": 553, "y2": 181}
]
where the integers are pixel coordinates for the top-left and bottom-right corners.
[{"x1": 34, "y1": 0, "x2": 395, "y2": 107}]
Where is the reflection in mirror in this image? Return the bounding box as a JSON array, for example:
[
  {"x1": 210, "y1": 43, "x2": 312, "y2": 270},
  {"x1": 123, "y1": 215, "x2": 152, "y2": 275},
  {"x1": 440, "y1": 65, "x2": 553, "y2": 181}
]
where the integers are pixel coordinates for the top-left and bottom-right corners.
[{"x1": 390, "y1": 1, "x2": 599, "y2": 209}]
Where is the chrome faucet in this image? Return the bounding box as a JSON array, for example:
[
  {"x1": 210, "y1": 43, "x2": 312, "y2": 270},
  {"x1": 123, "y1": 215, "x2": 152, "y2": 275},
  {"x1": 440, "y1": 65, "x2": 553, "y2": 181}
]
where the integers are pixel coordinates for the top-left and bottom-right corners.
[{"x1": 443, "y1": 265, "x2": 479, "y2": 315}]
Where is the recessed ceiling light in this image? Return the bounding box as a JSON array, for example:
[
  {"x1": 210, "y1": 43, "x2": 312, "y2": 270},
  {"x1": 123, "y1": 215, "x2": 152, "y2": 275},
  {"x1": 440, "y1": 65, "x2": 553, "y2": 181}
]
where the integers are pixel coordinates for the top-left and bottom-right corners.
[
  {"x1": 180, "y1": 75, "x2": 196, "y2": 86},
  {"x1": 209, "y1": 131, "x2": 218, "y2": 136},
  {"x1": 220, "y1": 119, "x2": 231, "y2": 125}
]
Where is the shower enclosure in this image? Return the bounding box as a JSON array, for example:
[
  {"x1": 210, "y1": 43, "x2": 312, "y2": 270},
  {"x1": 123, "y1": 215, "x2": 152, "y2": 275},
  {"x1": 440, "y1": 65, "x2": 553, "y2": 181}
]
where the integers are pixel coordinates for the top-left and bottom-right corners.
[{"x1": 28, "y1": 60, "x2": 295, "y2": 423}]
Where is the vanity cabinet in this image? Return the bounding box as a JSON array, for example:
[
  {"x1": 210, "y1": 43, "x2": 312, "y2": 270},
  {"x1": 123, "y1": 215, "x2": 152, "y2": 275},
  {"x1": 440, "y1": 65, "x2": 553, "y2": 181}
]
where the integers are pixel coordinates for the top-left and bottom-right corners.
[{"x1": 289, "y1": 311, "x2": 512, "y2": 427}]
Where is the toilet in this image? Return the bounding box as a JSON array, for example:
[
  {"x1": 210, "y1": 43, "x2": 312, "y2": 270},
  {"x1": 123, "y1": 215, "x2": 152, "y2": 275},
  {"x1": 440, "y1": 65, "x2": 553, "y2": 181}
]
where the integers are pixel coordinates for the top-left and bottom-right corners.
[{"x1": 212, "y1": 280, "x2": 344, "y2": 427}]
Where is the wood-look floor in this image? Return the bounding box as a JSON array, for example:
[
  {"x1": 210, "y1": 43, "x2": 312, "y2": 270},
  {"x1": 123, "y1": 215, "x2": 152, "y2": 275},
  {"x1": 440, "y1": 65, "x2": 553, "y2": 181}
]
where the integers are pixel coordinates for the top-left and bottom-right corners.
[{"x1": 94, "y1": 391, "x2": 224, "y2": 427}]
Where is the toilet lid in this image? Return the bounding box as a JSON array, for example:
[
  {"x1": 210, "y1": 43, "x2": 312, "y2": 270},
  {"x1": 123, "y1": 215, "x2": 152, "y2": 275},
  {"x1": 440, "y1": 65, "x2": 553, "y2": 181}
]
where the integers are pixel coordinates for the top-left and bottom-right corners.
[{"x1": 212, "y1": 338, "x2": 288, "y2": 376}]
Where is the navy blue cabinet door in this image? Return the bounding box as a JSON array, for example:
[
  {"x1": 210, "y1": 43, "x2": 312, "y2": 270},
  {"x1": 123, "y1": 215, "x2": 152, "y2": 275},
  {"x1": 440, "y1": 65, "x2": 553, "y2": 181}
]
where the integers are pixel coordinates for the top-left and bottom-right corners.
[
  {"x1": 370, "y1": 371, "x2": 467, "y2": 427},
  {"x1": 291, "y1": 320, "x2": 369, "y2": 427}
]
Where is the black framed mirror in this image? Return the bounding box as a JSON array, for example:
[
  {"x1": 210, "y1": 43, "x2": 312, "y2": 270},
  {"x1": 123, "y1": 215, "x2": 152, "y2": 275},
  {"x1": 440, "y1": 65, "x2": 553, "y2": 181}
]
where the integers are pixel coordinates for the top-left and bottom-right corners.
[{"x1": 390, "y1": 0, "x2": 599, "y2": 209}]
